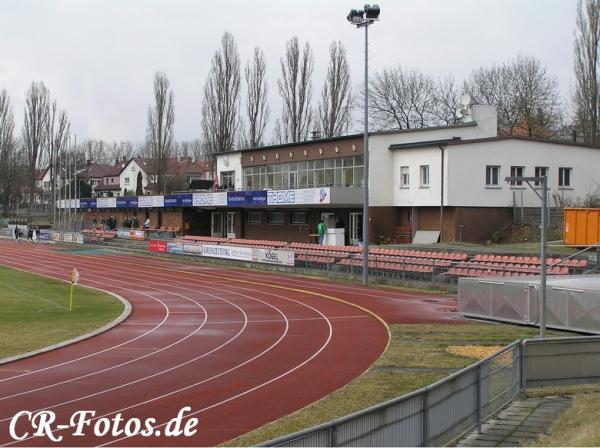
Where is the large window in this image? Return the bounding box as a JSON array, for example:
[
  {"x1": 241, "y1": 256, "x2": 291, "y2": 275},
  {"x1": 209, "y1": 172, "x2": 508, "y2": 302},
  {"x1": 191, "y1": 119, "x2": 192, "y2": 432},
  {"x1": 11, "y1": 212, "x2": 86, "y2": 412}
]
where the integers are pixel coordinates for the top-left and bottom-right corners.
[
  {"x1": 291, "y1": 211, "x2": 307, "y2": 224},
  {"x1": 268, "y1": 211, "x2": 285, "y2": 224},
  {"x1": 419, "y1": 165, "x2": 429, "y2": 187},
  {"x1": 400, "y1": 166, "x2": 410, "y2": 188},
  {"x1": 247, "y1": 211, "x2": 262, "y2": 224},
  {"x1": 486, "y1": 165, "x2": 500, "y2": 186},
  {"x1": 559, "y1": 167, "x2": 572, "y2": 187},
  {"x1": 242, "y1": 156, "x2": 363, "y2": 190},
  {"x1": 221, "y1": 171, "x2": 235, "y2": 190},
  {"x1": 510, "y1": 166, "x2": 524, "y2": 186}
]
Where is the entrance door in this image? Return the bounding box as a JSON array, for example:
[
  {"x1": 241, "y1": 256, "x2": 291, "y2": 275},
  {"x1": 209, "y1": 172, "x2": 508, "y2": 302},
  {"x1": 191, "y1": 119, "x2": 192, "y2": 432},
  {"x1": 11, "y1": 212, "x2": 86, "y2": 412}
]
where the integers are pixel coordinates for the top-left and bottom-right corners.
[
  {"x1": 211, "y1": 212, "x2": 224, "y2": 237},
  {"x1": 226, "y1": 212, "x2": 236, "y2": 238},
  {"x1": 349, "y1": 212, "x2": 362, "y2": 246}
]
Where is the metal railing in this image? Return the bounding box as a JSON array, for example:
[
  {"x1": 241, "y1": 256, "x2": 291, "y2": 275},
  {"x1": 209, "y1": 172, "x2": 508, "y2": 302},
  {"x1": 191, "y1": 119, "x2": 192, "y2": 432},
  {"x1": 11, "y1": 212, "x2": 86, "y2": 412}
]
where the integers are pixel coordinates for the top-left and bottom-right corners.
[{"x1": 262, "y1": 336, "x2": 600, "y2": 447}]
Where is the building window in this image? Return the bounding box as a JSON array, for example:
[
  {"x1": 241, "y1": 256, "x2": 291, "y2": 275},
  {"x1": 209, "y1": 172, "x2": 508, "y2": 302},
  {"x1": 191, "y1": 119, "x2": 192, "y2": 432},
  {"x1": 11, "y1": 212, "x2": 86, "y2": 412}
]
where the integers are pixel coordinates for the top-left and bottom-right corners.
[
  {"x1": 419, "y1": 165, "x2": 429, "y2": 187},
  {"x1": 220, "y1": 171, "x2": 235, "y2": 190},
  {"x1": 124, "y1": 177, "x2": 130, "y2": 185},
  {"x1": 559, "y1": 167, "x2": 572, "y2": 187},
  {"x1": 400, "y1": 166, "x2": 410, "y2": 188},
  {"x1": 510, "y1": 166, "x2": 524, "y2": 186},
  {"x1": 247, "y1": 212, "x2": 262, "y2": 224},
  {"x1": 534, "y1": 167, "x2": 548, "y2": 186},
  {"x1": 291, "y1": 211, "x2": 307, "y2": 224},
  {"x1": 486, "y1": 165, "x2": 500, "y2": 186},
  {"x1": 268, "y1": 211, "x2": 285, "y2": 224}
]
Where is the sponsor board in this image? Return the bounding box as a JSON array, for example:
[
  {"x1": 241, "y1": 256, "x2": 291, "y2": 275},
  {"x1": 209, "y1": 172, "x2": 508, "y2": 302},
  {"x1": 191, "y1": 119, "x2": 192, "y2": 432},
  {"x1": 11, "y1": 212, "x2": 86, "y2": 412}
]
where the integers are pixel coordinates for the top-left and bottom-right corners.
[
  {"x1": 149, "y1": 240, "x2": 168, "y2": 253},
  {"x1": 38, "y1": 230, "x2": 51, "y2": 241},
  {"x1": 76, "y1": 234, "x2": 84, "y2": 244},
  {"x1": 63, "y1": 233, "x2": 74, "y2": 243},
  {"x1": 138, "y1": 195, "x2": 165, "y2": 208},
  {"x1": 116, "y1": 196, "x2": 138, "y2": 208},
  {"x1": 201, "y1": 244, "x2": 253, "y2": 261},
  {"x1": 117, "y1": 228, "x2": 145, "y2": 240},
  {"x1": 267, "y1": 187, "x2": 330, "y2": 205},
  {"x1": 96, "y1": 197, "x2": 117, "y2": 209},
  {"x1": 164, "y1": 194, "x2": 193, "y2": 207},
  {"x1": 167, "y1": 241, "x2": 183, "y2": 254},
  {"x1": 252, "y1": 248, "x2": 295, "y2": 266},
  {"x1": 182, "y1": 242, "x2": 204, "y2": 255},
  {"x1": 192, "y1": 192, "x2": 227, "y2": 207},
  {"x1": 227, "y1": 190, "x2": 267, "y2": 206},
  {"x1": 79, "y1": 198, "x2": 97, "y2": 209},
  {"x1": 52, "y1": 232, "x2": 63, "y2": 241}
]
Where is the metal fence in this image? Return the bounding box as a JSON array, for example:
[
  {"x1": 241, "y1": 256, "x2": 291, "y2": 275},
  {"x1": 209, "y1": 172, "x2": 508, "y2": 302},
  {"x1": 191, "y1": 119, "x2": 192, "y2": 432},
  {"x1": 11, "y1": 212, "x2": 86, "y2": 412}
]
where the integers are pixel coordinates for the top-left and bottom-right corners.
[{"x1": 262, "y1": 336, "x2": 600, "y2": 447}]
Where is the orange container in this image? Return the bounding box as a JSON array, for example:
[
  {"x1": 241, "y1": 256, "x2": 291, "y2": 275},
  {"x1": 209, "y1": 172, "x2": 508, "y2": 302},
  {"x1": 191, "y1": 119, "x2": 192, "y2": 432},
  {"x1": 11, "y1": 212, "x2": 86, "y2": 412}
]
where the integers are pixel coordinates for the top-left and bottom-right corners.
[{"x1": 564, "y1": 208, "x2": 600, "y2": 246}]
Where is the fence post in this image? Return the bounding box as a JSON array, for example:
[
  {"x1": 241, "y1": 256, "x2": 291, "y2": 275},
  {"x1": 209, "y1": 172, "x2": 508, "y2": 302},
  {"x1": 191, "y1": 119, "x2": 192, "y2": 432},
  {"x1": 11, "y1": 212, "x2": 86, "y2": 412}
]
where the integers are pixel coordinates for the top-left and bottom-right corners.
[
  {"x1": 330, "y1": 425, "x2": 337, "y2": 447},
  {"x1": 520, "y1": 341, "x2": 527, "y2": 392},
  {"x1": 476, "y1": 364, "x2": 482, "y2": 433},
  {"x1": 422, "y1": 390, "x2": 429, "y2": 447}
]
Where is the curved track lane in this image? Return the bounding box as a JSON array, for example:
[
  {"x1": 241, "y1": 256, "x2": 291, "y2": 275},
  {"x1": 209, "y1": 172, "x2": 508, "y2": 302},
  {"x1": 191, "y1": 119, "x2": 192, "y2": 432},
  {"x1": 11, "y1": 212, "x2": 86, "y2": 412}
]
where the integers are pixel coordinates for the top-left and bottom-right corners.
[{"x1": 0, "y1": 241, "x2": 398, "y2": 446}]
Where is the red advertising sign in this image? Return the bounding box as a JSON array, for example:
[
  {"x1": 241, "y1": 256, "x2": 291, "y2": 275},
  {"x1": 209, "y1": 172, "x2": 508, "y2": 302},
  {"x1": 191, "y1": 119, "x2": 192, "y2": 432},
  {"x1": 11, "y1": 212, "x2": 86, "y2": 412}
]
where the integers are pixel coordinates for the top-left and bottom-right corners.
[{"x1": 149, "y1": 240, "x2": 168, "y2": 253}]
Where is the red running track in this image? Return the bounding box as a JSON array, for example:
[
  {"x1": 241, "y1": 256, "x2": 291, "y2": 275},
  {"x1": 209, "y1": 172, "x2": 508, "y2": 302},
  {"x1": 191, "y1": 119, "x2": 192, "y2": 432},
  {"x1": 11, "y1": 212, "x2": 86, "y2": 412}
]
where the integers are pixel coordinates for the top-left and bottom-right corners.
[{"x1": 0, "y1": 240, "x2": 462, "y2": 446}]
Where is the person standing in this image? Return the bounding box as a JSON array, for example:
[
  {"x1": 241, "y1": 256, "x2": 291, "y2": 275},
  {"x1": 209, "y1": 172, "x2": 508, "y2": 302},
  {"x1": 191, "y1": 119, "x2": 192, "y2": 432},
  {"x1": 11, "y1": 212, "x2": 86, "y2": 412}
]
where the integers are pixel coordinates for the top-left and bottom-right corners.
[
  {"x1": 317, "y1": 220, "x2": 327, "y2": 246},
  {"x1": 14, "y1": 226, "x2": 19, "y2": 244}
]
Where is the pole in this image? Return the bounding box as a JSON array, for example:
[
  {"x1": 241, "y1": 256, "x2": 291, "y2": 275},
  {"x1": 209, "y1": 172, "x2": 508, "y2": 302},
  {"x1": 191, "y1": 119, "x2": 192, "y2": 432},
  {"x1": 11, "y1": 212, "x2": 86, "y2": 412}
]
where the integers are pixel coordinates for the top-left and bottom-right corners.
[
  {"x1": 439, "y1": 145, "x2": 444, "y2": 243},
  {"x1": 362, "y1": 22, "x2": 370, "y2": 286},
  {"x1": 540, "y1": 176, "x2": 548, "y2": 338},
  {"x1": 74, "y1": 134, "x2": 77, "y2": 232}
]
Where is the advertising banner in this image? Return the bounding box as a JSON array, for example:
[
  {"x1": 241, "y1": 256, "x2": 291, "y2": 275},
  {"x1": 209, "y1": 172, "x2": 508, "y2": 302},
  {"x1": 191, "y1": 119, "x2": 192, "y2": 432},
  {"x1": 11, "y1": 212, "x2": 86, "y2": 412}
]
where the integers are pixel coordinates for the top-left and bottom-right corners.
[
  {"x1": 63, "y1": 233, "x2": 74, "y2": 243},
  {"x1": 201, "y1": 244, "x2": 253, "y2": 261},
  {"x1": 251, "y1": 248, "x2": 295, "y2": 266},
  {"x1": 116, "y1": 196, "x2": 139, "y2": 208},
  {"x1": 182, "y1": 242, "x2": 204, "y2": 256},
  {"x1": 38, "y1": 229, "x2": 51, "y2": 242},
  {"x1": 79, "y1": 198, "x2": 97, "y2": 209},
  {"x1": 117, "y1": 228, "x2": 145, "y2": 240},
  {"x1": 227, "y1": 191, "x2": 268, "y2": 206},
  {"x1": 167, "y1": 241, "x2": 183, "y2": 254},
  {"x1": 164, "y1": 194, "x2": 193, "y2": 208},
  {"x1": 52, "y1": 232, "x2": 63, "y2": 242},
  {"x1": 138, "y1": 195, "x2": 165, "y2": 208},
  {"x1": 96, "y1": 197, "x2": 117, "y2": 209},
  {"x1": 267, "y1": 187, "x2": 330, "y2": 205},
  {"x1": 76, "y1": 234, "x2": 84, "y2": 244},
  {"x1": 149, "y1": 240, "x2": 168, "y2": 253},
  {"x1": 192, "y1": 192, "x2": 227, "y2": 207}
]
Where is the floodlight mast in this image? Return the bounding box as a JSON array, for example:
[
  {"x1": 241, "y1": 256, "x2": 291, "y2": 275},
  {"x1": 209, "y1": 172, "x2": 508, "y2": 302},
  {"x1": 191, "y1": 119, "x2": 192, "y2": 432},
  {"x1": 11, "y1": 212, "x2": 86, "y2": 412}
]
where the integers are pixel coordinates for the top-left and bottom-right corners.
[
  {"x1": 505, "y1": 175, "x2": 548, "y2": 338},
  {"x1": 347, "y1": 4, "x2": 380, "y2": 286}
]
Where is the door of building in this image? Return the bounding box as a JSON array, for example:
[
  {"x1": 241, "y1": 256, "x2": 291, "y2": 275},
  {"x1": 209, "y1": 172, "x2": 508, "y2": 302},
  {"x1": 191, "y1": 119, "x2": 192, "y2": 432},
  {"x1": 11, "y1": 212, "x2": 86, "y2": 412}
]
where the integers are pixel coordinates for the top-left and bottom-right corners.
[
  {"x1": 211, "y1": 212, "x2": 224, "y2": 237},
  {"x1": 226, "y1": 212, "x2": 236, "y2": 238},
  {"x1": 349, "y1": 212, "x2": 362, "y2": 246}
]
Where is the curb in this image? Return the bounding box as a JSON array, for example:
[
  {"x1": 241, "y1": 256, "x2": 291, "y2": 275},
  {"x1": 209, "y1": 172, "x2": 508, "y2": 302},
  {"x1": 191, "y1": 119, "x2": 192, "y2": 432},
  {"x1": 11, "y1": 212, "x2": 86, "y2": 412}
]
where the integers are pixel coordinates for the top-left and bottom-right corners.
[{"x1": 0, "y1": 285, "x2": 131, "y2": 366}]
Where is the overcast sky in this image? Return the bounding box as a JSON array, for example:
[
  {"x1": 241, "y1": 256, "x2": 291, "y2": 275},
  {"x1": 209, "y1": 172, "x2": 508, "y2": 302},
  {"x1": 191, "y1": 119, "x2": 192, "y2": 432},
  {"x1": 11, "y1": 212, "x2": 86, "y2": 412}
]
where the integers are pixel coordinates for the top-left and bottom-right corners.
[{"x1": 0, "y1": 0, "x2": 577, "y2": 143}]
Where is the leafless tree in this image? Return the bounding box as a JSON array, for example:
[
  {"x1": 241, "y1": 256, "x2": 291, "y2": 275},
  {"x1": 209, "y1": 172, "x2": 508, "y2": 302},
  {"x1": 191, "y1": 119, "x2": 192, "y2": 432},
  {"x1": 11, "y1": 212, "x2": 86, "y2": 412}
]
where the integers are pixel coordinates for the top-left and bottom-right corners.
[
  {"x1": 464, "y1": 56, "x2": 562, "y2": 137},
  {"x1": 22, "y1": 81, "x2": 50, "y2": 214},
  {"x1": 573, "y1": 0, "x2": 600, "y2": 144},
  {"x1": 318, "y1": 41, "x2": 352, "y2": 138},
  {"x1": 276, "y1": 37, "x2": 314, "y2": 143},
  {"x1": 46, "y1": 101, "x2": 71, "y2": 218},
  {"x1": 369, "y1": 66, "x2": 435, "y2": 130},
  {"x1": 147, "y1": 71, "x2": 175, "y2": 194},
  {"x1": 0, "y1": 90, "x2": 18, "y2": 214},
  {"x1": 431, "y1": 76, "x2": 462, "y2": 126},
  {"x1": 243, "y1": 46, "x2": 270, "y2": 149},
  {"x1": 201, "y1": 32, "x2": 241, "y2": 158}
]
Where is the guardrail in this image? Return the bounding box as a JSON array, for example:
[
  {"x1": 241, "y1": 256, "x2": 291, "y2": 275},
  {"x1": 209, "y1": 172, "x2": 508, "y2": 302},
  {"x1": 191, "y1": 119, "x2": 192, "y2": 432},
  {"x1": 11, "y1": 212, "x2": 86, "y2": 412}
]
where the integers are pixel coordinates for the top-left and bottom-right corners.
[{"x1": 261, "y1": 336, "x2": 600, "y2": 447}]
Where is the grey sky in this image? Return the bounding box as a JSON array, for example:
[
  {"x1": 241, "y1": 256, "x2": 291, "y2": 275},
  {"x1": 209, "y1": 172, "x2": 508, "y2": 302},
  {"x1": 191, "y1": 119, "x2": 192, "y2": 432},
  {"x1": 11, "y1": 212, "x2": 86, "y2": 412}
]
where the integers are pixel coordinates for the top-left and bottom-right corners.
[{"x1": 0, "y1": 0, "x2": 577, "y2": 143}]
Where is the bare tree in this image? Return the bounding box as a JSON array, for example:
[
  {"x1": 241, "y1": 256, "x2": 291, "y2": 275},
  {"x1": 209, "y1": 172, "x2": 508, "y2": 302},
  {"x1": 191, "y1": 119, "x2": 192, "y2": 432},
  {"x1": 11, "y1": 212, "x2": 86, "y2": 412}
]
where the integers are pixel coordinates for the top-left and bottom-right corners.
[
  {"x1": 431, "y1": 76, "x2": 462, "y2": 126},
  {"x1": 47, "y1": 101, "x2": 71, "y2": 220},
  {"x1": 277, "y1": 37, "x2": 314, "y2": 142},
  {"x1": 573, "y1": 0, "x2": 600, "y2": 144},
  {"x1": 22, "y1": 81, "x2": 50, "y2": 214},
  {"x1": 201, "y1": 32, "x2": 241, "y2": 157},
  {"x1": 243, "y1": 46, "x2": 270, "y2": 148},
  {"x1": 464, "y1": 56, "x2": 562, "y2": 137},
  {"x1": 147, "y1": 71, "x2": 175, "y2": 194},
  {"x1": 0, "y1": 90, "x2": 17, "y2": 214},
  {"x1": 318, "y1": 41, "x2": 352, "y2": 138},
  {"x1": 369, "y1": 66, "x2": 435, "y2": 130}
]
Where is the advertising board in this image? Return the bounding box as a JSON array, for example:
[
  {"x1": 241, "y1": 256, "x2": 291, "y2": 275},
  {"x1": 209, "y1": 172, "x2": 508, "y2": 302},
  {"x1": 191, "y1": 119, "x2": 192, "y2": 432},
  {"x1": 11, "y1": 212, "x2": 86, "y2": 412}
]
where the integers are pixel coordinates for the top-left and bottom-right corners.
[
  {"x1": 267, "y1": 188, "x2": 330, "y2": 205},
  {"x1": 227, "y1": 191, "x2": 267, "y2": 206},
  {"x1": 192, "y1": 192, "x2": 228, "y2": 207},
  {"x1": 138, "y1": 195, "x2": 165, "y2": 208}
]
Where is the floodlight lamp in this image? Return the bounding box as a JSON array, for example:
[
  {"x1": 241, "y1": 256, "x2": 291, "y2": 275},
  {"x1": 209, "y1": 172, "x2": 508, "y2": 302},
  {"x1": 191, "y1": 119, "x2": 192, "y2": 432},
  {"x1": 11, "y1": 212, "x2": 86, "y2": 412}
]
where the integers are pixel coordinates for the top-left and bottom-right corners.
[
  {"x1": 364, "y1": 4, "x2": 380, "y2": 20},
  {"x1": 347, "y1": 9, "x2": 364, "y2": 24}
]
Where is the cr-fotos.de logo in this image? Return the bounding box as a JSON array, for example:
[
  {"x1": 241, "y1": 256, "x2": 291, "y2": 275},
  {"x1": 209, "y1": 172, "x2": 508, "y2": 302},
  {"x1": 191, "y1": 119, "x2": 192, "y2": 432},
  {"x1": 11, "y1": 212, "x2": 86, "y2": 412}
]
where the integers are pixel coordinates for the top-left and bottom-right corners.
[{"x1": 9, "y1": 407, "x2": 199, "y2": 442}]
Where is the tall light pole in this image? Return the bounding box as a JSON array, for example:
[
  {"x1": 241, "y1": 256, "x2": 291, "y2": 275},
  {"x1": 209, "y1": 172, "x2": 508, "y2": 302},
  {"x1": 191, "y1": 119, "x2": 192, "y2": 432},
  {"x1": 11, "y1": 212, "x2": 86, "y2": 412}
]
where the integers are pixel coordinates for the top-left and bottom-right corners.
[{"x1": 347, "y1": 4, "x2": 380, "y2": 286}]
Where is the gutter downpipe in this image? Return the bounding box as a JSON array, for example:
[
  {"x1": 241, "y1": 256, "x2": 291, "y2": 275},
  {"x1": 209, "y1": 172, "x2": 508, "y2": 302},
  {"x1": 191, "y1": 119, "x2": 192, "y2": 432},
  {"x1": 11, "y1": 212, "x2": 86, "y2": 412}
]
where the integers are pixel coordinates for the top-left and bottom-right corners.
[{"x1": 439, "y1": 144, "x2": 446, "y2": 243}]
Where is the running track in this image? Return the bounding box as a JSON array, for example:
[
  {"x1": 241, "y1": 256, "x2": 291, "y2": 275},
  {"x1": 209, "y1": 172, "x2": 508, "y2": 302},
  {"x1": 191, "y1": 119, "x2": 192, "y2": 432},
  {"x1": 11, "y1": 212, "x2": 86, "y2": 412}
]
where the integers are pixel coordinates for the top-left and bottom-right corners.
[{"x1": 0, "y1": 240, "x2": 462, "y2": 446}]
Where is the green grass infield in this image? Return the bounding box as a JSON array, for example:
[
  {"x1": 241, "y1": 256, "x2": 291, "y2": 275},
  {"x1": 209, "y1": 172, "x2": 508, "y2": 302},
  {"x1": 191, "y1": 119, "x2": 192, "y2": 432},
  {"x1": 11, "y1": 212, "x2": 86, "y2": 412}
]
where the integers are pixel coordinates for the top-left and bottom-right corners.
[{"x1": 0, "y1": 265, "x2": 125, "y2": 359}]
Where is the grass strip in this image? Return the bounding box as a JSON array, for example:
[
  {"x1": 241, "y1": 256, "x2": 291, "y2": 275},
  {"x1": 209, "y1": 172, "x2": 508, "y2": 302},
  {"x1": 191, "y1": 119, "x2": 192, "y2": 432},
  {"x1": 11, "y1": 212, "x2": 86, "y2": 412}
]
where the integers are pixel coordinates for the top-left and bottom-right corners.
[
  {"x1": 0, "y1": 265, "x2": 124, "y2": 359},
  {"x1": 226, "y1": 322, "x2": 552, "y2": 446}
]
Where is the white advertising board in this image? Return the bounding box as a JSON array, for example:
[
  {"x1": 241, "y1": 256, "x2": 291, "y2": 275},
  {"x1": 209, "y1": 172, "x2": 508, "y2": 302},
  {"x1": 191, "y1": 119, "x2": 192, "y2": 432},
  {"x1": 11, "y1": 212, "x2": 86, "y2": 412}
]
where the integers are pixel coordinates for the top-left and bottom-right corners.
[
  {"x1": 96, "y1": 197, "x2": 117, "y2": 209},
  {"x1": 251, "y1": 248, "x2": 295, "y2": 266},
  {"x1": 201, "y1": 244, "x2": 253, "y2": 261},
  {"x1": 267, "y1": 187, "x2": 330, "y2": 206},
  {"x1": 138, "y1": 195, "x2": 165, "y2": 208},
  {"x1": 192, "y1": 192, "x2": 228, "y2": 207}
]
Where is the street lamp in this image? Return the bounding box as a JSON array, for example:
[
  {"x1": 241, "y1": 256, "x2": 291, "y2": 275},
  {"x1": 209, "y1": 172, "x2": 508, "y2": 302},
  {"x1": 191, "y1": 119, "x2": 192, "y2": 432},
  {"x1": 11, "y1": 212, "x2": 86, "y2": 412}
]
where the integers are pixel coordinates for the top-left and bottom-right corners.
[
  {"x1": 347, "y1": 3, "x2": 380, "y2": 286},
  {"x1": 505, "y1": 175, "x2": 548, "y2": 338}
]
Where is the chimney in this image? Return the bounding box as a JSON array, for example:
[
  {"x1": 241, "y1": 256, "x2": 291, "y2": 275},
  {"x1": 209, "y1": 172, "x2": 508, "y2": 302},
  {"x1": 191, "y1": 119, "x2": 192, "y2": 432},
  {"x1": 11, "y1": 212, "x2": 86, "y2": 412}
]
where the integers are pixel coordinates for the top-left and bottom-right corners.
[{"x1": 86, "y1": 159, "x2": 91, "y2": 166}]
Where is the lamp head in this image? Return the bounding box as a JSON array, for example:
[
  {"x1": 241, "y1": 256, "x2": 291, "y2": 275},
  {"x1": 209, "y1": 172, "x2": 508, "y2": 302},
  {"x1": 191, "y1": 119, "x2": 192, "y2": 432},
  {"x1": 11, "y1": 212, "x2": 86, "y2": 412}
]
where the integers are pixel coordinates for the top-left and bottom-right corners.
[
  {"x1": 347, "y1": 8, "x2": 364, "y2": 24},
  {"x1": 364, "y1": 4, "x2": 380, "y2": 20}
]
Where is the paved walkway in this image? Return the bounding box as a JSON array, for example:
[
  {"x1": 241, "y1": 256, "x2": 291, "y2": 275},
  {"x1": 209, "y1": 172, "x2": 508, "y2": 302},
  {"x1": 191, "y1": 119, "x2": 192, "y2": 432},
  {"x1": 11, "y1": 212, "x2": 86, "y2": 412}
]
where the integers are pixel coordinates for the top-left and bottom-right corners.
[{"x1": 456, "y1": 396, "x2": 572, "y2": 447}]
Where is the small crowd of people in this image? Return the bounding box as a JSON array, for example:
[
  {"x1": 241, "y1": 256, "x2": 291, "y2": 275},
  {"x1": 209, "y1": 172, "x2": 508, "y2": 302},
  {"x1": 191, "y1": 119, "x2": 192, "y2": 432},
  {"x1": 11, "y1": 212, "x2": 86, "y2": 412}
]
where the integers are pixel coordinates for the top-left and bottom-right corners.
[
  {"x1": 90, "y1": 214, "x2": 146, "y2": 231},
  {"x1": 13, "y1": 224, "x2": 41, "y2": 244}
]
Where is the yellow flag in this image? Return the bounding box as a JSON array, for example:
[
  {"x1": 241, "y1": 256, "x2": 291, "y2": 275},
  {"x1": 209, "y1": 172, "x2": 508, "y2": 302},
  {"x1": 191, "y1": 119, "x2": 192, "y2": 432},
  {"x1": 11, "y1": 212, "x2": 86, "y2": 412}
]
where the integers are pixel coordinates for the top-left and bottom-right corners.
[{"x1": 71, "y1": 268, "x2": 79, "y2": 285}]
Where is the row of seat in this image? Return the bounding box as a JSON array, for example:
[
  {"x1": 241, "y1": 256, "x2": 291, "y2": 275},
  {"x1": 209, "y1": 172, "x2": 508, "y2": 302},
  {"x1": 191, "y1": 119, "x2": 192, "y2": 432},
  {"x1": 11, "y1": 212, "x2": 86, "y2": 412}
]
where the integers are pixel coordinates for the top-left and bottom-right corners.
[{"x1": 473, "y1": 253, "x2": 587, "y2": 268}]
